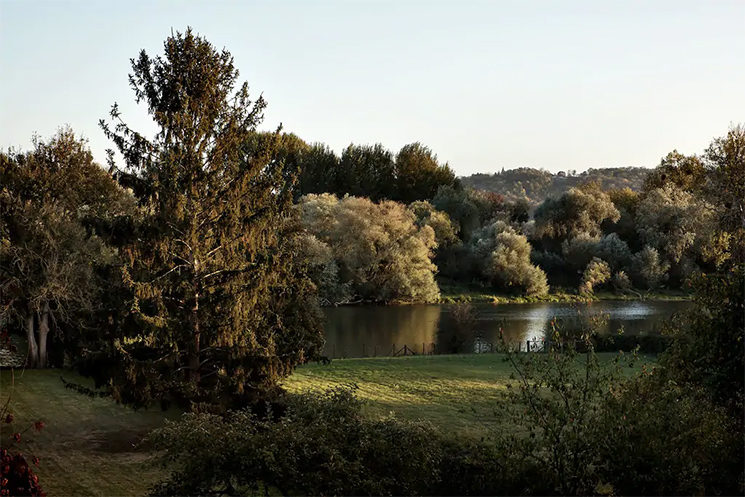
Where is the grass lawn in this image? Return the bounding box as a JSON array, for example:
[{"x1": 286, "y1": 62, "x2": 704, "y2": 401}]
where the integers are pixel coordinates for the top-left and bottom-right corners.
[
  {"x1": 284, "y1": 352, "x2": 654, "y2": 438},
  {"x1": 0, "y1": 352, "x2": 654, "y2": 495},
  {"x1": 0, "y1": 368, "x2": 176, "y2": 496}
]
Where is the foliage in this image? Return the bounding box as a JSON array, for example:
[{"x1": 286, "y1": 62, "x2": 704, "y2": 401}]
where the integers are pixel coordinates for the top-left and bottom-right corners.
[
  {"x1": 643, "y1": 150, "x2": 707, "y2": 193},
  {"x1": 297, "y1": 142, "x2": 339, "y2": 197},
  {"x1": 498, "y1": 318, "x2": 742, "y2": 496},
  {"x1": 95, "y1": 28, "x2": 323, "y2": 408},
  {"x1": 560, "y1": 232, "x2": 600, "y2": 275},
  {"x1": 636, "y1": 183, "x2": 716, "y2": 265},
  {"x1": 661, "y1": 266, "x2": 745, "y2": 414},
  {"x1": 534, "y1": 182, "x2": 620, "y2": 242},
  {"x1": 337, "y1": 143, "x2": 396, "y2": 201},
  {"x1": 408, "y1": 200, "x2": 460, "y2": 249},
  {"x1": 472, "y1": 221, "x2": 548, "y2": 296},
  {"x1": 702, "y1": 124, "x2": 745, "y2": 263},
  {"x1": 299, "y1": 194, "x2": 440, "y2": 303},
  {"x1": 149, "y1": 387, "x2": 496, "y2": 496},
  {"x1": 462, "y1": 167, "x2": 649, "y2": 204},
  {"x1": 431, "y1": 185, "x2": 482, "y2": 240},
  {"x1": 497, "y1": 324, "x2": 628, "y2": 495},
  {"x1": 596, "y1": 373, "x2": 741, "y2": 496},
  {"x1": 630, "y1": 245, "x2": 669, "y2": 290},
  {"x1": 579, "y1": 257, "x2": 611, "y2": 294},
  {"x1": 0, "y1": 128, "x2": 126, "y2": 368},
  {"x1": 610, "y1": 270, "x2": 631, "y2": 292},
  {"x1": 394, "y1": 143, "x2": 457, "y2": 203},
  {"x1": 294, "y1": 140, "x2": 457, "y2": 203}
]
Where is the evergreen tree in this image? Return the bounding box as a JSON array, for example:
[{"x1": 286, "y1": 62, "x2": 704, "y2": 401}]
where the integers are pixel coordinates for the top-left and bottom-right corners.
[{"x1": 97, "y1": 28, "x2": 323, "y2": 408}]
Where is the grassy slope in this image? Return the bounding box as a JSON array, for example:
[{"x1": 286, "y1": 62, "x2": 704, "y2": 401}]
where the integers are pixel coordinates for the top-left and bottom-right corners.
[
  {"x1": 284, "y1": 353, "x2": 653, "y2": 438},
  {"x1": 0, "y1": 369, "x2": 176, "y2": 496}
]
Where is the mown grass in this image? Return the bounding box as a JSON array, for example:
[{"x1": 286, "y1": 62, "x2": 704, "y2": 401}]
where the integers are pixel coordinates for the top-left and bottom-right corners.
[
  {"x1": 1, "y1": 353, "x2": 654, "y2": 495},
  {"x1": 0, "y1": 369, "x2": 176, "y2": 496},
  {"x1": 284, "y1": 352, "x2": 654, "y2": 438}
]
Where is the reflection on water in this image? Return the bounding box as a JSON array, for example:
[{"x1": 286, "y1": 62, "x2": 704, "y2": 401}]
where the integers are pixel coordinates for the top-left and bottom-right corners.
[{"x1": 322, "y1": 301, "x2": 691, "y2": 358}]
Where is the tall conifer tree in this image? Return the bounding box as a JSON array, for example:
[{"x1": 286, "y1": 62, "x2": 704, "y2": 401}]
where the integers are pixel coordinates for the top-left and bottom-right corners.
[{"x1": 98, "y1": 28, "x2": 322, "y2": 407}]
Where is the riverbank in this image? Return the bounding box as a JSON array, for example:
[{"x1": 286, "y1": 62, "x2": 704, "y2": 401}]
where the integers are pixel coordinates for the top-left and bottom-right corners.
[{"x1": 437, "y1": 280, "x2": 693, "y2": 304}]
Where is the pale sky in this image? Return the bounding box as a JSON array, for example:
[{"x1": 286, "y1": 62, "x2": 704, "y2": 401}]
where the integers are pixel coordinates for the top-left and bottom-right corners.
[{"x1": 1, "y1": 0, "x2": 744, "y2": 175}]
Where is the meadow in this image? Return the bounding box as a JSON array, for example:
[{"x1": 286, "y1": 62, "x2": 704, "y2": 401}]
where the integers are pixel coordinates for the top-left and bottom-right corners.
[{"x1": 1, "y1": 352, "x2": 653, "y2": 495}]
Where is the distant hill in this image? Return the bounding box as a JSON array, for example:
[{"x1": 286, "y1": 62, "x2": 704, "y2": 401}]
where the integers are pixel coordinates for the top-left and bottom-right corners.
[{"x1": 460, "y1": 167, "x2": 650, "y2": 203}]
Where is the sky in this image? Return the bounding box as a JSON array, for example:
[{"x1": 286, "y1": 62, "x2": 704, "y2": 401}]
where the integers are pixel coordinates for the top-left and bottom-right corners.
[{"x1": 1, "y1": 0, "x2": 744, "y2": 176}]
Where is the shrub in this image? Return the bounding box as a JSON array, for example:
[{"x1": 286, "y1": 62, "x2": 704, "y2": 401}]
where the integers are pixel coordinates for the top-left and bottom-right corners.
[
  {"x1": 579, "y1": 257, "x2": 611, "y2": 294},
  {"x1": 149, "y1": 387, "x2": 501, "y2": 496},
  {"x1": 611, "y1": 270, "x2": 632, "y2": 292}
]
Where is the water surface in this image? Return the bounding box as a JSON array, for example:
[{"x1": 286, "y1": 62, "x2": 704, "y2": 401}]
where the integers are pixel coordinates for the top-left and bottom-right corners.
[{"x1": 321, "y1": 300, "x2": 691, "y2": 358}]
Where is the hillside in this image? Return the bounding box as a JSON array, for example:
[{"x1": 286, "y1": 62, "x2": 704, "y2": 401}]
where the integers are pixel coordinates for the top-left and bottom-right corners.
[{"x1": 460, "y1": 166, "x2": 649, "y2": 203}]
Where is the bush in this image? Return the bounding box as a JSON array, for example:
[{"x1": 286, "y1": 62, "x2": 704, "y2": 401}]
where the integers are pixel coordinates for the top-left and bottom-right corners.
[
  {"x1": 611, "y1": 270, "x2": 632, "y2": 292},
  {"x1": 597, "y1": 374, "x2": 742, "y2": 496},
  {"x1": 497, "y1": 326, "x2": 742, "y2": 496},
  {"x1": 579, "y1": 257, "x2": 611, "y2": 294},
  {"x1": 150, "y1": 387, "x2": 500, "y2": 496}
]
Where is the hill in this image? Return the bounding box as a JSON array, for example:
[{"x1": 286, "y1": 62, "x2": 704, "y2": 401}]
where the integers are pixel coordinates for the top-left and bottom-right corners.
[{"x1": 460, "y1": 167, "x2": 650, "y2": 203}]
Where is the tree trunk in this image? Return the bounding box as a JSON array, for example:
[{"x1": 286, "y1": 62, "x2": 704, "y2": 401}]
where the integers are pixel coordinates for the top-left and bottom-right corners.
[
  {"x1": 26, "y1": 313, "x2": 38, "y2": 368},
  {"x1": 38, "y1": 301, "x2": 50, "y2": 368},
  {"x1": 189, "y1": 290, "x2": 201, "y2": 385}
]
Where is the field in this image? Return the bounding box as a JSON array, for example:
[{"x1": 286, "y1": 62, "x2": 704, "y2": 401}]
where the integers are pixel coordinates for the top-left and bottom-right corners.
[
  {"x1": 0, "y1": 369, "x2": 177, "y2": 496},
  {"x1": 1, "y1": 353, "x2": 653, "y2": 495},
  {"x1": 284, "y1": 353, "x2": 652, "y2": 436}
]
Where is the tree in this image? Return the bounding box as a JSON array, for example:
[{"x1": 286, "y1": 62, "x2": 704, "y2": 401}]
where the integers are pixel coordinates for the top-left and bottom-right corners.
[
  {"x1": 408, "y1": 201, "x2": 459, "y2": 249},
  {"x1": 643, "y1": 150, "x2": 707, "y2": 193},
  {"x1": 636, "y1": 183, "x2": 715, "y2": 268},
  {"x1": 630, "y1": 246, "x2": 669, "y2": 290},
  {"x1": 299, "y1": 194, "x2": 440, "y2": 303},
  {"x1": 394, "y1": 143, "x2": 457, "y2": 203},
  {"x1": 579, "y1": 258, "x2": 611, "y2": 295},
  {"x1": 297, "y1": 143, "x2": 340, "y2": 197},
  {"x1": 0, "y1": 129, "x2": 126, "y2": 368},
  {"x1": 432, "y1": 185, "x2": 481, "y2": 240},
  {"x1": 534, "y1": 183, "x2": 620, "y2": 243},
  {"x1": 593, "y1": 233, "x2": 632, "y2": 271},
  {"x1": 702, "y1": 124, "x2": 745, "y2": 263},
  {"x1": 472, "y1": 221, "x2": 548, "y2": 296},
  {"x1": 337, "y1": 143, "x2": 396, "y2": 201},
  {"x1": 97, "y1": 29, "x2": 323, "y2": 407}
]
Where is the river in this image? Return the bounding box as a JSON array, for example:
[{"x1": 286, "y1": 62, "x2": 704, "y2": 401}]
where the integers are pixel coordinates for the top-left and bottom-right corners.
[{"x1": 321, "y1": 300, "x2": 691, "y2": 358}]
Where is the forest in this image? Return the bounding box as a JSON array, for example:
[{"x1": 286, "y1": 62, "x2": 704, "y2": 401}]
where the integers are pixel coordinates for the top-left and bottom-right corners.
[{"x1": 0, "y1": 29, "x2": 743, "y2": 496}]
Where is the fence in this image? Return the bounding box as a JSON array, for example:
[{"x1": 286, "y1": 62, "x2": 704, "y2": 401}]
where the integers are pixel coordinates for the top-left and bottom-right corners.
[{"x1": 325, "y1": 338, "x2": 553, "y2": 359}]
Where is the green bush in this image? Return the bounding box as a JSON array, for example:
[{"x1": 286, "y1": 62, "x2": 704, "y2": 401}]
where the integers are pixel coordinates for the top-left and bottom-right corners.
[{"x1": 149, "y1": 387, "x2": 499, "y2": 496}]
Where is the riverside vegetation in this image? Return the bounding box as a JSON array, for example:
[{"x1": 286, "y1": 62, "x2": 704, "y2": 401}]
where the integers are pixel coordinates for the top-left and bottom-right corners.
[{"x1": 0, "y1": 28, "x2": 743, "y2": 496}]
